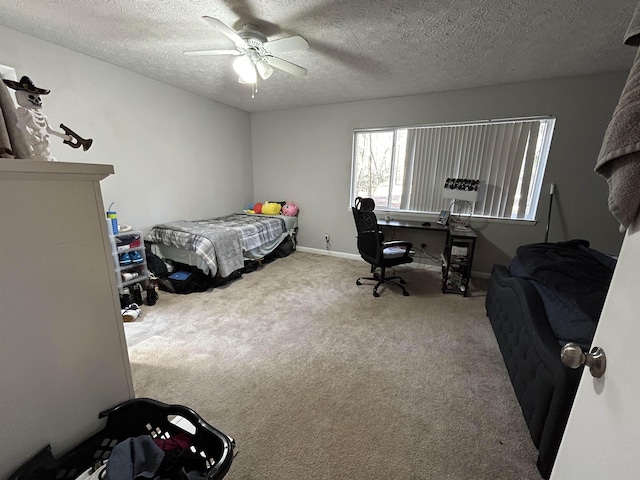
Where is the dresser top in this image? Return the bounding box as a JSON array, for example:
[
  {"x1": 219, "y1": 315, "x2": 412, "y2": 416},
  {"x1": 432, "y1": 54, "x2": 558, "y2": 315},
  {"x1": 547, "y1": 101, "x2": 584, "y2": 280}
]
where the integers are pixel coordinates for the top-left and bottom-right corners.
[{"x1": 0, "y1": 158, "x2": 113, "y2": 180}]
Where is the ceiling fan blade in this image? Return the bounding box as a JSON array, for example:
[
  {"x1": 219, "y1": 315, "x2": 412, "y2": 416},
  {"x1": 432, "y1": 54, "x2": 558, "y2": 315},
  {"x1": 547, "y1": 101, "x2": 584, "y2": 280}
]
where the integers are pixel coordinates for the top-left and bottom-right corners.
[
  {"x1": 201, "y1": 16, "x2": 247, "y2": 49},
  {"x1": 183, "y1": 49, "x2": 241, "y2": 56},
  {"x1": 264, "y1": 35, "x2": 309, "y2": 55},
  {"x1": 265, "y1": 56, "x2": 307, "y2": 77}
]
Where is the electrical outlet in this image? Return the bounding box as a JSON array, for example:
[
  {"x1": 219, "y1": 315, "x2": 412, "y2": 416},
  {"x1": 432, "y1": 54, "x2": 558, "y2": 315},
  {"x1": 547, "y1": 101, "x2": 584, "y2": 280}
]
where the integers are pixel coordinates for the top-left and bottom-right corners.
[{"x1": 325, "y1": 233, "x2": 330, "y2": 242}]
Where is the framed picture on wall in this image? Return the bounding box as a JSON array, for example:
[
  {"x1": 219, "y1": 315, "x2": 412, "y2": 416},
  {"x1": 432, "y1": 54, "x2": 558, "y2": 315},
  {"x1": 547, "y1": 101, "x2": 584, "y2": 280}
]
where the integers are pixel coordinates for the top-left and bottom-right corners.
[{"x1": 437, "y1": 210, "x2": 450, "y2": 226}]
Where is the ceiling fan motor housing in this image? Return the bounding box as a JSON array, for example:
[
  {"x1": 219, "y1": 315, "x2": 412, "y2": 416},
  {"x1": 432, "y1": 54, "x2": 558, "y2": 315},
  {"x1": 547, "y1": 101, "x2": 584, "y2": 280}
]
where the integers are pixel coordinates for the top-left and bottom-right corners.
[{"x1": 239, "y1": 25, "x2": 268, "y2": 45}]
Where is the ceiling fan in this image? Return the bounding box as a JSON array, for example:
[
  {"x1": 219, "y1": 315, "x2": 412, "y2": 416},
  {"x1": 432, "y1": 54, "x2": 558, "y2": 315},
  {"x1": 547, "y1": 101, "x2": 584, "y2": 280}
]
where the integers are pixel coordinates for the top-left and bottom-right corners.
[{"x1": 184, "y1": 16, "x2": 309, "y2": 85}]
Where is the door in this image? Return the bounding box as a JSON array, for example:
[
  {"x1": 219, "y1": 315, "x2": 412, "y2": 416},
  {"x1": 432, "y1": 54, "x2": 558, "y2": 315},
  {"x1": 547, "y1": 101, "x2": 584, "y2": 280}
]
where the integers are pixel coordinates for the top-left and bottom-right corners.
[{"x1": 551, "y1": 220, "x2": 640, "y2": 478}]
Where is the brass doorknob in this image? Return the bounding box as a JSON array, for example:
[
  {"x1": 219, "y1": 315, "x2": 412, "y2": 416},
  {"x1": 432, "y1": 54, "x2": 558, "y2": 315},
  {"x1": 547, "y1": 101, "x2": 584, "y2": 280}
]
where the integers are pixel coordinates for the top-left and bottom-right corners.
[{"x1": 561, "y1": 343, "x2": 607, "y2": 378}]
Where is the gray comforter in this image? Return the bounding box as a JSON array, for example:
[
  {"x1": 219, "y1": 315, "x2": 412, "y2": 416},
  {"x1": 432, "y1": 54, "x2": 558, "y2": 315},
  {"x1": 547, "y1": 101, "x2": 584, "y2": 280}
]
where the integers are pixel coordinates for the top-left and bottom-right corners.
[{"x1": 146, "y1": 214, "x2": 286, "y2": 277}]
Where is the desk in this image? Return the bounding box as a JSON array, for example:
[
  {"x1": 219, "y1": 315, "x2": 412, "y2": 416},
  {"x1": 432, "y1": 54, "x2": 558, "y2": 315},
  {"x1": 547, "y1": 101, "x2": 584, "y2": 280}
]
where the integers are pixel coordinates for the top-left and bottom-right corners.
[
  {"x1": 377, "y1": 218, "x2": 449, "y2": 232},
  {"x1": 378, "y1": 219, "x2": 477, "y2": 296}
]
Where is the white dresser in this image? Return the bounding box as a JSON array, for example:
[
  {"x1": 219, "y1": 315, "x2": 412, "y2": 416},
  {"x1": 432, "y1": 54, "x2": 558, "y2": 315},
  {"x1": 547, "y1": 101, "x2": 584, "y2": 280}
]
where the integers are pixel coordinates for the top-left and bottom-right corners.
[{"x1": 0, "y1": 159, "x2": 134, "y2": 477}]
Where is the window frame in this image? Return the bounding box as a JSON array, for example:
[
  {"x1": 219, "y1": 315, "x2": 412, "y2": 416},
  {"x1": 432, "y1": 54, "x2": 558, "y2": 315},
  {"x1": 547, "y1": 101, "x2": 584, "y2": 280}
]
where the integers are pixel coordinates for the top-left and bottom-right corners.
[{"x1": 350, "y1": 116, "x2": 555, "y2": 222}]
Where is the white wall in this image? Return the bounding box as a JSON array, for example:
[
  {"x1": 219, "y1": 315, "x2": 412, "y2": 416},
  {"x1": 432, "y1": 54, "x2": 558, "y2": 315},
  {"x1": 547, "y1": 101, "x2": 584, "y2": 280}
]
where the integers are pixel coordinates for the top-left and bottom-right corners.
[
  {"x1": 251, "y1": 73, "x2": 629, "y2": 273},
  {"x1": 0, "y1": 26, "x2": 253, "y2": 232},
  {"x1": 1, "y1": 23, "x2": 628, "y2": 274}
]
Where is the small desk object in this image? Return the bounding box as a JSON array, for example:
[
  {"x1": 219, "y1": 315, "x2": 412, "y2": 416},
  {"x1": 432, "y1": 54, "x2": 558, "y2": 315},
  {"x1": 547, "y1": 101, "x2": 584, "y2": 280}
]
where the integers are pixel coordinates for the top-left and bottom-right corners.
[{"x1": 441, "y1": 224, "x2": 477, "y2": 296}]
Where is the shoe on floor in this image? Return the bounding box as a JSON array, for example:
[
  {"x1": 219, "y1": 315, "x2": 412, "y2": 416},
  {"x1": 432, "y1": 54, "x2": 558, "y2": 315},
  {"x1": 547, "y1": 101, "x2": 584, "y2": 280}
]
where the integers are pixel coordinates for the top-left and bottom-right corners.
[
  {"x1": 121, "y1": 303, "x2": 141, "y2": 322},
  {"x1": 146, "y1": 286, "x2": 158, "y2": 306}
]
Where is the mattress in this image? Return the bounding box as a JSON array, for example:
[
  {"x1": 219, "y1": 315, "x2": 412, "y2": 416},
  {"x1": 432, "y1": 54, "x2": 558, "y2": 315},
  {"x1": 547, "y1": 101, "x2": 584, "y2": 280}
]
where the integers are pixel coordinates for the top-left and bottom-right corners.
[
  {"x1": 508, "y1": 239, "x2": 615, "y2": 347},
  {"x1": 146, "y1": 213, "x2": 298, "y2": 277}
]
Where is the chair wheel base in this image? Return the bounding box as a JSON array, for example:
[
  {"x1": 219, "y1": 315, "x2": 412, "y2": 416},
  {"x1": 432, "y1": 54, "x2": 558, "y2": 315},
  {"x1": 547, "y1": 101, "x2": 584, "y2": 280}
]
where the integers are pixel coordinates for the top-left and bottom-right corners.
[{"x1": 356, "y1": 273, "x2": 410, "y2": 297}]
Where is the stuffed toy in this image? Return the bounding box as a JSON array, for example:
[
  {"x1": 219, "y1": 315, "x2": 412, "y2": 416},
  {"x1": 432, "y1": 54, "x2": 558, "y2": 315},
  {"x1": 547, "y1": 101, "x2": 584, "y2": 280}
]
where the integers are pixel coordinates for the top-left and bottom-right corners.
[
  {"x1": 253, "y1": 202, "x2": 263, "y2": 214},
  {"x1": 282, "y1": 201, "x2": 299, "y2": 216},
  {"x1": 243, "y1": 204, "x2": 255, "y2": 214},
  {"x1": 261, "y1": 201, "x2": 282, "y2": 215}
]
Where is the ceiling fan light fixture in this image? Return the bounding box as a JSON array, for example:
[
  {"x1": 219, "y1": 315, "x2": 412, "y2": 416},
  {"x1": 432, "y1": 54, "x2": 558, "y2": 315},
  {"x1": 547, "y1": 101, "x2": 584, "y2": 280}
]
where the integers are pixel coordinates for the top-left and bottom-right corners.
[
  {"x1": 255, "y1": 59, "x2": 273, "y2": 80},
  {"x1": 233, "y1": 55, "x2": 257, "y2": 84}
]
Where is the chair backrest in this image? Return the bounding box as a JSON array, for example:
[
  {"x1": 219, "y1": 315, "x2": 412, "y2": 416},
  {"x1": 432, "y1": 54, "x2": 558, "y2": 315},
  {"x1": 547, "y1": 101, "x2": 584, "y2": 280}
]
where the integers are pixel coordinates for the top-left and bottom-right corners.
[
  {"x1": 352, "y1": 207, "x2": 381, "y2": 264},
  {"x1": 354, "y1": 196, "x2": 375, "y2": 212}
]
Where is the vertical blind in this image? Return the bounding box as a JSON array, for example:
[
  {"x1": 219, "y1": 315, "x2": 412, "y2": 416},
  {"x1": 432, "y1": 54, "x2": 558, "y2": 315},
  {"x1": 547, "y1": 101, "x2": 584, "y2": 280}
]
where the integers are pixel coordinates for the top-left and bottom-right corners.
[{"x1": 401, "y1": 120, "x2": 542, "y2": 218}]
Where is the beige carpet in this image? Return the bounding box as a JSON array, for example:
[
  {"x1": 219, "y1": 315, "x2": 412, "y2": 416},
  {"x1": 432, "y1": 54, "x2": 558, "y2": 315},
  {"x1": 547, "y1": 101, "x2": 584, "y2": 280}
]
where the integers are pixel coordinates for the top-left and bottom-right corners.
[{"x1": 124, "y1": 252, "x2": 541, "y2": 479}]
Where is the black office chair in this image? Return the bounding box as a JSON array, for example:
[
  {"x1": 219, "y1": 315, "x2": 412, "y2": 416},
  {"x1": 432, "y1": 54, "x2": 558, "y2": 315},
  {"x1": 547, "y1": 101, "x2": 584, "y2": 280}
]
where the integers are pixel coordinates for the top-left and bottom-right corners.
[{"x1": 352, "y1": 198, "x2": 413, "y2": 297}]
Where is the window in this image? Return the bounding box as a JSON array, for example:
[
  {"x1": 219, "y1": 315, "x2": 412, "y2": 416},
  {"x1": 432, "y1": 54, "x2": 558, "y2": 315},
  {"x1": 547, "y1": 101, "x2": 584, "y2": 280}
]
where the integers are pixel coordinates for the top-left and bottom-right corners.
[{"x1": 350, "y1": 117, "x2": 555, "y2": 221}]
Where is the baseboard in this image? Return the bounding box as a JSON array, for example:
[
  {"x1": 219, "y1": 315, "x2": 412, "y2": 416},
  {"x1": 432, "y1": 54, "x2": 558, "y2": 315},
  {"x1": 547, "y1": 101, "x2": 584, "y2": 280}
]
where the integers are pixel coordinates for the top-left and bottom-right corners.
[
  {"x1": 472, "y1": 271, "x2": 490, "y2": 279},
  {"x1": 295, "y1": 246, "x2": 490, "y2": 278},
  {"x1": 295, "y1": 247, "x2": 439, "y2": 272},
  {"x1": 296, "y1": 246, "x2": 361, "y2": 260}
]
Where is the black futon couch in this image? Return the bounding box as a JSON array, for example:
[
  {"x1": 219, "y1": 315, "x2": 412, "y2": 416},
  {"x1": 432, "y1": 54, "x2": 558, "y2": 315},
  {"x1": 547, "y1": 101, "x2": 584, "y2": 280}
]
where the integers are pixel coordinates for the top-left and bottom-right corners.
[{"x1": 485, "y1": 240, "x2": 616, "y2": 479}]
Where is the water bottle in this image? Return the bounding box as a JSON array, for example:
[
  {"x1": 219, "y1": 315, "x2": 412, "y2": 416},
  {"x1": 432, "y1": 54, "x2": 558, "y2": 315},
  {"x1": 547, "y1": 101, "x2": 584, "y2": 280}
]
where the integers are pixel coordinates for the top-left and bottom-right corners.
[{"x1": 107, "y1": 202, "x2": 118, "y2": 234}]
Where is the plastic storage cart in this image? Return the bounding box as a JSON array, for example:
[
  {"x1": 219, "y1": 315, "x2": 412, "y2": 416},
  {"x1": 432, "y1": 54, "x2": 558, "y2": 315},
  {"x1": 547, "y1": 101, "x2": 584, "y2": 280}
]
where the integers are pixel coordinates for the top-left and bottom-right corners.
[{"x1": 9, "y1": 398, "x2": 235, "y2": 480}]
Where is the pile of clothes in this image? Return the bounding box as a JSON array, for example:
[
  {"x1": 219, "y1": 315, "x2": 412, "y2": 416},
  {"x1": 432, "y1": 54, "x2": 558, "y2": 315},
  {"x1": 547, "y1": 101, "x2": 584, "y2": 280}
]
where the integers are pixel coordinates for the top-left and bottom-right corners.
[{"x1": 76, "y1": 433, "x2": 208, "y2": 480}]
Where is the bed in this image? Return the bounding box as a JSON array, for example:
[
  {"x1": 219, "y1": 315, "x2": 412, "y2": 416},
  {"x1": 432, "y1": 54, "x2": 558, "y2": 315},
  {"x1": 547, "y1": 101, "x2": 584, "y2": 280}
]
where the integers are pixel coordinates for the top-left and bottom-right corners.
[
  {"x1": 145, "y1": 213, "x2": 298, "y2": 279},
  {"x1": 485, "y1": 240, "x2": 616, "y2": 479}
]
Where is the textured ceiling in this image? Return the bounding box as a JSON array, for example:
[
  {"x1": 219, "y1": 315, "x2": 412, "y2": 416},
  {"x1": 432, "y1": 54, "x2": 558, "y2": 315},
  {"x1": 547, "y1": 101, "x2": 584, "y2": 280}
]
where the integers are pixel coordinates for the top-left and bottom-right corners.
[{"x1": 0, "y1": 0, "x2": 637, "y2": 112}]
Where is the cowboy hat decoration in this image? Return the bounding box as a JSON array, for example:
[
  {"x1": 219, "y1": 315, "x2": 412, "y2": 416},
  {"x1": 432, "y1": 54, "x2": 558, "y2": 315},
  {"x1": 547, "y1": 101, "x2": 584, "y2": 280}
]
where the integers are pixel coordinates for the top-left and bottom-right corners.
[{"x1": 2, "y1": 76, "x2": 50, "y2": 95}]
